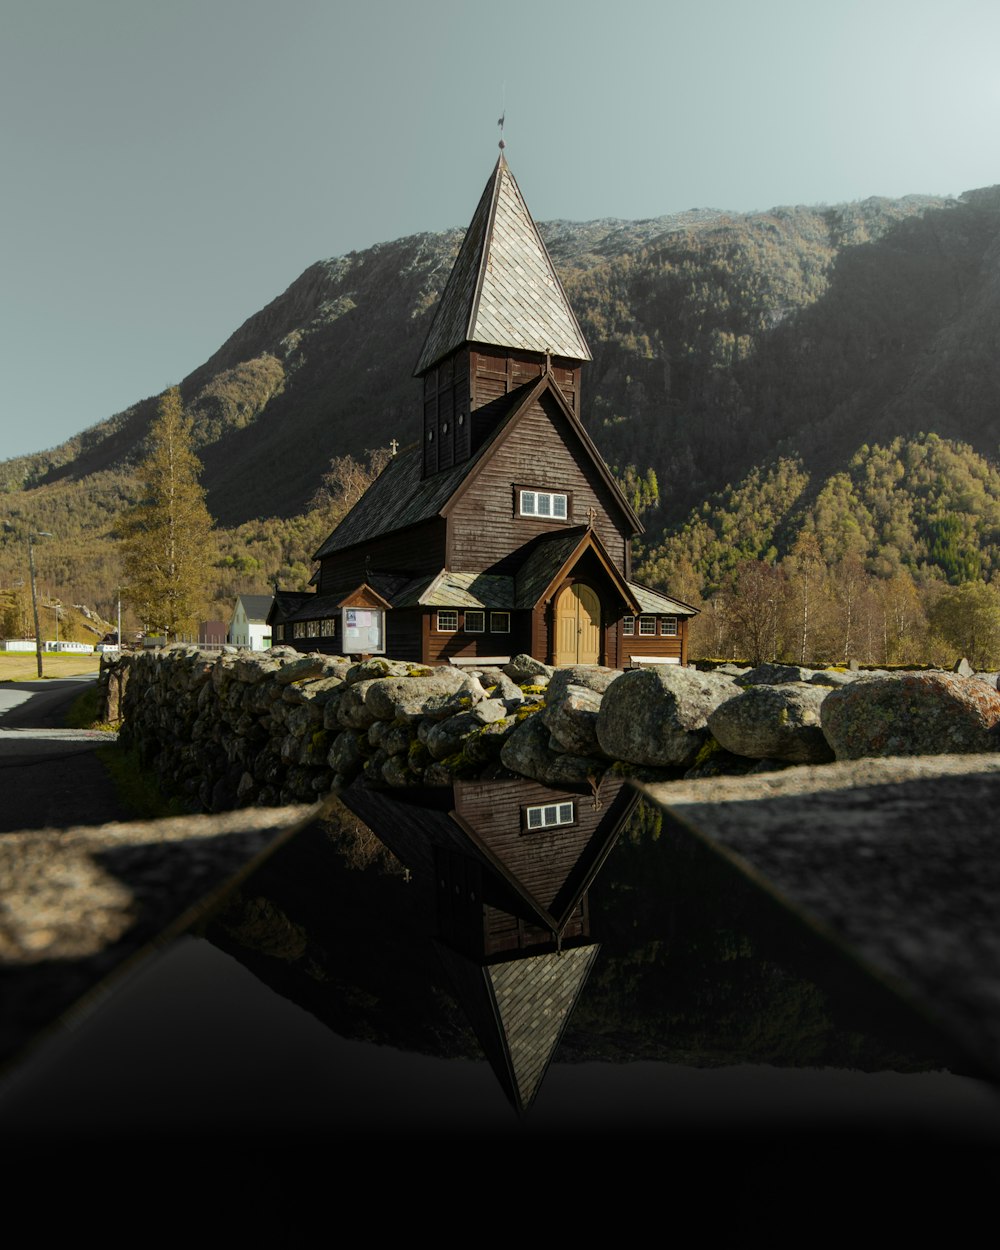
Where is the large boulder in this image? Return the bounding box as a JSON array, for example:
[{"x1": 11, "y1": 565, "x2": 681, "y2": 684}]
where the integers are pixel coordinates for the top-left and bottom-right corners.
[
  {"x1": 736, "y1": 662, "x2": 815, "y2": 687},
  {"x1": 424, "y1": 702, "x2": 509, "y2": 760},
  {"x1": 545, "y1": 665, "x2": 622, "y2": 702},
  {"x1": 821, "y1": 673, "x2": 1000, "y2": 760},
  {"x1": 504, "y1": 654, "x2": 554, "y2": 686},
  {"x1": 708, "y1": 683, "x2": 834, "y2": 764},
  {"x1": 364, "y1": 671, "x2": 488, "y2": 721},
  {"x1": 596, "y1": 667, "x2": 738, "y2": 768},
  {"x1": 500, "y1": 715, "x2": 605, "y2": 785},
  {"x1": 542, "y1": 683, "x2": 605, "y2": 756}
]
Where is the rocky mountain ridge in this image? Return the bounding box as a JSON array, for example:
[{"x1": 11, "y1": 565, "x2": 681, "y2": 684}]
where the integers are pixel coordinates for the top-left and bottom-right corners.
[{"x1": 3, "y1": 184, "x2": 1000, "y2": 621}]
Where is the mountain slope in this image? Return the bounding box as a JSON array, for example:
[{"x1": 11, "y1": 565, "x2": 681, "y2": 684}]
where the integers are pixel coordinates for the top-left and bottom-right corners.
[{"x1": 3, "y1": 185, "x2": 1000, "y2": 619}]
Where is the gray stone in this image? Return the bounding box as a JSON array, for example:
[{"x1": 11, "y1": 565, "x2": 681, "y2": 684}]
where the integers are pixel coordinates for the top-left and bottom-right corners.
[
  {"x1": 500, "y1": 714, "x2": 605, "y2": 785},
  {"x1": 708, "y1": 683, "x2": 835, "y2": 764},
  {"x1": 808, "y1": 670, "x2": 857, "y2": 687},
  {"x1": 597, "y1": 667, "x2": 738, "y2": 768},
  {"x1": 335, "y1": 679, "x2": 381, "y2": 730},
  {"x1": 542, "y1": 683, "x2": 605, "y2": 756},
  {"x1": 477, "y1": 667, "x2": 524, "y2": 704},
  {"x1": 461, "y1": 717, "x2": 517, "y2": 764},
  {"x1": 381, "y1": 722, "x2": 415, "y2": 757},
  {"x1": 363, "y1": 669, "x2": 481, "y2": 721},
  {"x1": 273, "y1": 655, "x2": 329, "y2": 685},
  {"x1": 292, "y1": 675, "x2": 346, "y2": 704},
  {"x1": 345, "y1": 657, "x2": 429, "y2": 685},
  {"x1": 327, "y1": 729, "x2": 367, "y2": 777},
  {"x1": 821, "y1": 672, "x2": 1000, "y2": 760},
  {"x1": 425, "y1": 710, "x2": 502, "y2": 761},
  {"x1": 236, "y1": 772, "x2": 257, "y2": 805},
  {"x1": 504, "y1": 653, "x2": 554, "y2": 685},
  {"x1": 954, "y1": 657, "x2": 975, "y2": 678},
  {"x1": 545, "y1": 665, "x2": 622, "y2": 702},
  {"x1": 736, "y1": 662, "x2": 814, "y2": 686},
  {"x1": 381, "y1": 754, "x2": 421, "y2": 788}
]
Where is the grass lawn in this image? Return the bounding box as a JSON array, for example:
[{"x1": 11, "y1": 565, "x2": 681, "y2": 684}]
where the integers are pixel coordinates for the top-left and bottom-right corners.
[{"x1": 0, "y1": 652, "x2": 102, "y2": 681}]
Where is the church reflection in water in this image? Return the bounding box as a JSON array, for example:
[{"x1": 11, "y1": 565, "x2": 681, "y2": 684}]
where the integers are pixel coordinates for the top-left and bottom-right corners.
[
  {"x1": 202, "y1": 774, "x2": 980, "y2": 1122},
  {"x1": 340, "y1": 776, "x2": 638, "y2": 1114}
]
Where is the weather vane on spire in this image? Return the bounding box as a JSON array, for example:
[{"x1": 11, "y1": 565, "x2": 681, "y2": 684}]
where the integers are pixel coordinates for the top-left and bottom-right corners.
[{"x1": 497, "y1": 110, "x2": 506, "y2": 151}]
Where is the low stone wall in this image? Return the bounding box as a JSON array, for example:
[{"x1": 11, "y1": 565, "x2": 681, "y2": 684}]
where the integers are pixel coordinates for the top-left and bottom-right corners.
[{"x1": 103, "y1": 646, "x2": 1000, "y2": 812}]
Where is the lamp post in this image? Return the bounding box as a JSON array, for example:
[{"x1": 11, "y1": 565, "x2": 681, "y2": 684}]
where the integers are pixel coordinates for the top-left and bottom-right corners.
[
  {"x1": 27, "y1": 531, "x2": 53, "y2": 678},
  {"x1": 3, "y1": 522, "x2": 52, "y2": 680}
]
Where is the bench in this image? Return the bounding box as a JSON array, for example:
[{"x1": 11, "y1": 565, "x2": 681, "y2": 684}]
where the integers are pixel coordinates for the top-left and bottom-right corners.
[{"x1": 447, "y1": 655, "x2": 512, "y2": 667}]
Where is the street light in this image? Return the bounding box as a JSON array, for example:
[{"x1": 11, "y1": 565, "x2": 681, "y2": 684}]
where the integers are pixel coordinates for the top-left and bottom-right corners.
[
  {"x1": 27, "y1": 531, "x2": 53, "y2": 679},
  {"x1": 4, "y1": 523, "x2": 54, "y2": 679}
]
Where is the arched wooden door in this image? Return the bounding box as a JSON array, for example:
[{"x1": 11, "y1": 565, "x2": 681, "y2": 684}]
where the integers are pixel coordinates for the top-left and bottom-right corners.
[{"x1": 554, "y1": 583, "x2": 601, "y2": 666}]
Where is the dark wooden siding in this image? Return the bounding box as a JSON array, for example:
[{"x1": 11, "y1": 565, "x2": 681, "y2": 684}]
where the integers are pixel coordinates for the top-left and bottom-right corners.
[
  {"x1": 424, "y1": 609, "x2": 530, "y2": 664},
  {"x1": 454, "y1": 776, "x2": 631, "y2": 927},
  {"x1": 621, "y1": 617, "x2": 688, "y2": 666},
  {"x1": 447, "y1": 392, "x2": 630, "y2": 574},
  {"x1": 470, "y1": 348, "x2": 580, "y2": 419},
  {"x1": 318, "y1": 519, "x2": 447, "y2": 593},
  {"x1": 423, "y1": 348, "x2": 471, "y2": 476},
  {"x1": 384, "y1": 609, "x2": 423, "y2": 662},
  {"x1": 483, "y1": 902, "x2": 586, "y2": 955}
]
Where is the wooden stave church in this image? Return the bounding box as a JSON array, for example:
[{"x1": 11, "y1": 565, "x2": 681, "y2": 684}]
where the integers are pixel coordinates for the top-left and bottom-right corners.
[{"x1": 270, "y1": 151, "x2": 696, "y2": 668}]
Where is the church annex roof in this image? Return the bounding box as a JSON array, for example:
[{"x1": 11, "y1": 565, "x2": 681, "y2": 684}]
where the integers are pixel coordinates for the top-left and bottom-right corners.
[
  {"x1": 414, "y1": 154, "x2": 592, "y2": 375},
  {"x1": 627, "y1": 580, "x2": 699, "y2": 616}
]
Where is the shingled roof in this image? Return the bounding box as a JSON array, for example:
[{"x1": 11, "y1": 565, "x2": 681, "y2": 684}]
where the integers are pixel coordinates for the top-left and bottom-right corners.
[{"x1": 414, "y1": 154, "x2": 592, "y2": 375}]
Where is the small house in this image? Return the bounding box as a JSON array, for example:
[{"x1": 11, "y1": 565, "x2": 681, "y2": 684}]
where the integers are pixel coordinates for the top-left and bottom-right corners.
[
  {"x1": 271, "y1": 153, "x2": 696, "y2": 666},
  {"x1": 228, "y1": 594, "x2": 274, "y2": 650}
]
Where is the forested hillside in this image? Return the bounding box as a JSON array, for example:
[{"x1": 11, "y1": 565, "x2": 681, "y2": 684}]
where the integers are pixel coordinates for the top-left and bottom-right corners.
[{"x1": 3, "y1": 183, "x2": 1000, "y2": 662}]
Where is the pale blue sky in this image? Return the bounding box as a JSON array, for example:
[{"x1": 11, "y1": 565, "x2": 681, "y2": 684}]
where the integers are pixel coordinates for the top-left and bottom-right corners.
[{"x1": 2, "y1": 0, "x2": 998, "y2": 460}]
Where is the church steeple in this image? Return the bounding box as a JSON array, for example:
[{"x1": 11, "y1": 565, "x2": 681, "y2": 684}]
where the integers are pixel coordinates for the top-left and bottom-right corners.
[
  {"x1": 417, "y1": 154, "x2": 590, "y2": 478},
  {"x1": 415, "y1": 154, "x2": 591, "y2": 376}
]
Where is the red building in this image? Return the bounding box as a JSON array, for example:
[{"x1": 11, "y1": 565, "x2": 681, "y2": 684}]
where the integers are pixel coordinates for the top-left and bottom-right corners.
[{"x1": 271, "y1": 153, "x2": 696, "y2": 666}]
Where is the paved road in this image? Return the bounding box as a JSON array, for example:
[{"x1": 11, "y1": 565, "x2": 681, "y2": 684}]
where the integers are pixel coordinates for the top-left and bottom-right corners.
[{"x1": 0, "y1": 677, "x2": 127, "y2": 833}]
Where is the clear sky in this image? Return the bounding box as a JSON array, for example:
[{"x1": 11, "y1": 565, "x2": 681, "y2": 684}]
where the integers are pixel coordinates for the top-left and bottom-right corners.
[{"x1": 2, "y1": 0, "x2": 998, "y2": 460}]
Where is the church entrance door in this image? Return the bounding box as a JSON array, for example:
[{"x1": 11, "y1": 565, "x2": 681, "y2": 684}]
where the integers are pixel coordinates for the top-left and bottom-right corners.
[{"x1": 554, "y1": 583, "x2": 601, "y2": 666}]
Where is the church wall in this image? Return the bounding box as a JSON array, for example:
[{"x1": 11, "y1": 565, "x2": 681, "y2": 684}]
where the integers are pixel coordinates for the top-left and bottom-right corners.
[
  {"x1": 446, "y1": 393, "x2": 630, "y2": 575},
  {"x1": 423, "y1": 608, "x2": 531, "y2": 664}
]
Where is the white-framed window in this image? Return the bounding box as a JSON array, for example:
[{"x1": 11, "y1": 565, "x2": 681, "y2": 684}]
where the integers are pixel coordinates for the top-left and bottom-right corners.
[
  {"x1": 308, "y1": 620, "x2": 321, "y2": 636},
  {"x1": 622, "y1": 615, "x2": 635, "y2": 636},
  {"x1": 321, "y1": 618, "x2": 336, "y2": 637},
  {"x1": 490, "y1": 611, "x2": 510, "y2": 633},
  {"x1": 273, "y1": 624, "x2": 284, "y2": 641},
  {"x1": 464, "y1": 610, "x2": 485, "y2": 633},
  {"x1": 293, "y1": 622, "x2": 306, "y2": 638},
  {"x1": 519, "y1": 489, "x2": 568, "y2": 520},
  {"x1": 525, "y1": 801, "x2": 575, "y2": 831},
  {"x1": 660, "y1": 616, "x2": 678, "y2": 636},
  {"x1": 639, "y1": 616, "x2": 656, "y2": 636},
  {"x1": 437, "y1": 610, "x2": 458, "y2": 632}
]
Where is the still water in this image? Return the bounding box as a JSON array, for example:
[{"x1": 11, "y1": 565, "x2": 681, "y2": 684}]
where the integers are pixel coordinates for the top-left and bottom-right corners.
[{"x1": 3, "y1": 776, "x2": 999, "y2": 1181}]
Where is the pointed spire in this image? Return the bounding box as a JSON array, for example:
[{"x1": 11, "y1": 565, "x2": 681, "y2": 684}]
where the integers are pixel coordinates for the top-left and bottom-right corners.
[{"x1": 415, "y1": 155, "x2": 591, "y2": 375}]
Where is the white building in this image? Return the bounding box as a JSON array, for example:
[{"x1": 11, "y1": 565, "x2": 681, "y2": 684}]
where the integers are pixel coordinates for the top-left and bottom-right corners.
[{"x1": 228, "y1": 594, "x2": 274, "y2": 650}]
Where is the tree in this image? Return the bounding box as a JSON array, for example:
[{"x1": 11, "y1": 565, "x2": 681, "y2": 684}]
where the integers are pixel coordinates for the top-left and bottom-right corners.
[
  {"x1": 928, "y1": 580, "x2": 1000, "y2": 670},
  {"x1": 722, "y1": 559, "x2": 787, "y2": 665},
  {"x1": 119, "y1": 387, "x2": 216, "y2": 639},
  {"x1": 783, "y1": 530, "x2": 825, "y2": 665},
  {"x1": 310, "y1": 447, "x2": 393, "y2": 517}
]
